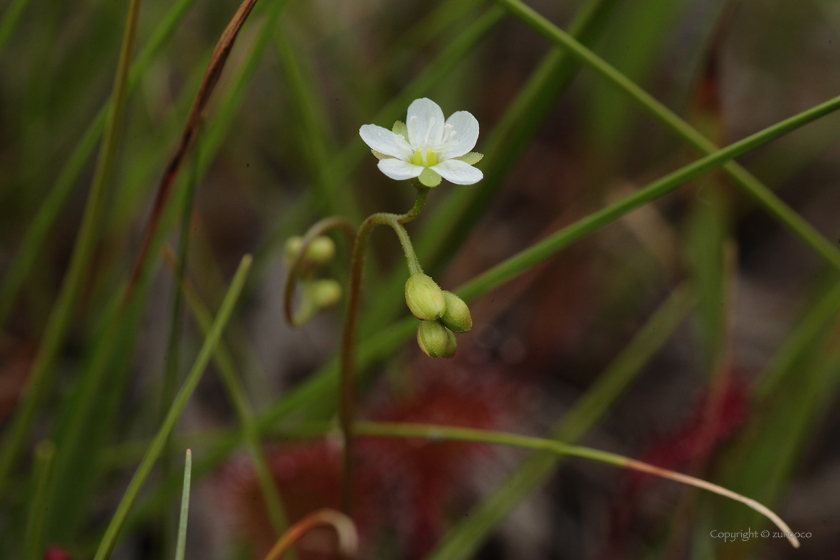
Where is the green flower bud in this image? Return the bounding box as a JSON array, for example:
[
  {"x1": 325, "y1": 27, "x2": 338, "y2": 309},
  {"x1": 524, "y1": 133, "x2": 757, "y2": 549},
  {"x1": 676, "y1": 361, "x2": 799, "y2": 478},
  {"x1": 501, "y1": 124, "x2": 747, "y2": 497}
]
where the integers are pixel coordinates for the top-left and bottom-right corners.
[
  {"x1": 405, "y1": 273, "x2": 446, "y2": 321},
  {"x1": 312, "y1": 279, "x2": 342, "y2": 309},
  {"x1": 285, "y1": 235, "x2": 336, "y2": 268},
  {"x1": 440, "y1": 291, "x2": 472, "y2": 333},
  {"x1": 417, "y1": 321, "x2": 456, "y2": 358},
  {"x1": 306, "y1": 236, "x2": 335, "y2": 265},
  {"x1": 442, "y1": 328, "x2": 457, "y2": 358},
  {"x1": 284, "y1": 236, "x2": 304, "y2": 264}
]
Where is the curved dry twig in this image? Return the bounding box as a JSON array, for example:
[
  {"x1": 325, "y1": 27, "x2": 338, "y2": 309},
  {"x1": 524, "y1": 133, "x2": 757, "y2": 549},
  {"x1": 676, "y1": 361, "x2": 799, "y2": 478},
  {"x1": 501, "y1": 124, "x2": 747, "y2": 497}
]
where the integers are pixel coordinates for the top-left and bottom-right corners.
[
  {"x1": 283, "y1": 217, "x2": 356, "y2": 327},
  {"x1": 124, "y1": 0, "x2": 262, "y2": 305},
  {"x1": 262, "y1": 508, "x2": 358, "y2": 560}
]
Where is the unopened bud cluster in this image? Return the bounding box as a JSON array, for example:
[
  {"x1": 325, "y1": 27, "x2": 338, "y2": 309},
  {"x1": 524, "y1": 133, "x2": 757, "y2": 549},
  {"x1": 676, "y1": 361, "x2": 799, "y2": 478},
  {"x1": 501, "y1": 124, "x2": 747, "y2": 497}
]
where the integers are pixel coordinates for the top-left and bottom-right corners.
[
  {"x1": 405, "y1": 273, "x2": 471, "y2": 358},
  {"x1": 285, "y1": 235, "x2": 342, "y2": 323}
]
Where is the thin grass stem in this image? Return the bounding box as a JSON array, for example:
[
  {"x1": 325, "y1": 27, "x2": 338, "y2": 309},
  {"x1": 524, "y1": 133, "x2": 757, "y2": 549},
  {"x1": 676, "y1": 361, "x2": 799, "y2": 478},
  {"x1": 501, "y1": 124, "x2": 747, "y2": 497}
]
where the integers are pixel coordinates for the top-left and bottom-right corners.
[
  {"x1": 160, "y1": 248, "x2": 290, "y2": 538},
  {"x1": 23, "y1": 441, "x2": 56, "y2": 560},
  {"x1": 174, "y1": 450, "x2": 191, "y2": 560}
]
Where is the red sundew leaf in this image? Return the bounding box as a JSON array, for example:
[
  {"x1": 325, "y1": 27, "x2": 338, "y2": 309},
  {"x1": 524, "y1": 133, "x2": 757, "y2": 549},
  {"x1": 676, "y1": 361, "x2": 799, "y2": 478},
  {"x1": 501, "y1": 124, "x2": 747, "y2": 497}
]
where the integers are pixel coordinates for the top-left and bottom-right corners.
[
  {"x1": 629, "y1": 378, "x2": 749, "y2": 490},
  {"x1": 222, "y1": 369, "x2": 522, "y2": 560},
  {"x1": 604, "y1": 376, "x2": 750, "y2": 555},
  {"x1": 43, "y1": 546, "x2": 73, "y2": 560},
  {"x1": 363, "y1": 369, "x2": 518, "y2": 558}
]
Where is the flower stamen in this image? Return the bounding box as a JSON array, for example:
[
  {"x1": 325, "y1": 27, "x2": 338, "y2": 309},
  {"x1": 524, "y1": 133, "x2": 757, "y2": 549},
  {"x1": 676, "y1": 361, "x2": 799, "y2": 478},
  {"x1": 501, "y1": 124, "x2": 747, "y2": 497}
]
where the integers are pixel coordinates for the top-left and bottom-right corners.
[
  {"x1": 411, "y1": 148, "x2": 438, "y2": 167},
  {"x1": 424, "y1": 117, "x2": 436, "y2": 145}
]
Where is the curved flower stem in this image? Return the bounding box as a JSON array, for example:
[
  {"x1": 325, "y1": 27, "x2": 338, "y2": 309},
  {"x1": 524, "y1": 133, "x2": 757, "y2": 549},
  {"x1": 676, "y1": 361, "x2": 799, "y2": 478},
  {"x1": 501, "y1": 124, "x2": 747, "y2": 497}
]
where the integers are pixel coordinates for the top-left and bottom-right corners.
[
  {"x1": 284, "y1": 217, "x2": 356, "y2": 326},
  {"x1": 262, "y1": 509, "x2": 358, "y2": 560},
  {"x1": 339, "y1": 187, "x2": 428, "y2": 511}
]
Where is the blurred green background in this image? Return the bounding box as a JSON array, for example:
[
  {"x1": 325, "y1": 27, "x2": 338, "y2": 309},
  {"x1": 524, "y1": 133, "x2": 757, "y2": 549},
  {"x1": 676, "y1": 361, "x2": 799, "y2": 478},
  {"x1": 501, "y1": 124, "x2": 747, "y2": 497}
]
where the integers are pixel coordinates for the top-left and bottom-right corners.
[{"x1": 3, "y1": 0, "x2": 840, "y2": 558}]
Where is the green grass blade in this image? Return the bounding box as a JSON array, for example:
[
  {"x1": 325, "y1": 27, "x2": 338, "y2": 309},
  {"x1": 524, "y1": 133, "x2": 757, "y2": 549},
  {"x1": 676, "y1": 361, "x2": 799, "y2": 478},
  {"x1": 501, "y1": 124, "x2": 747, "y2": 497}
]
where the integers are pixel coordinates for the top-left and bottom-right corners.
[
  {"x1": 158, "y1": 120, "x2": 203, "y2": 556},
  {"x1": 585, "y1": 0, "x2": 684, "y2": 176},
  {"x1": 91, "y1": 254, "x2": 252, "y2": 560},
  {"x1": 715, "y1": 335, "x2": 840, "y2": 553},
  {"x1": 23, "y1": 441, "x2": 56, "y2": 560},
  {"x1": 456, "y1": 92, "x2": 840, "y2": 302},
  {"x1": 166, "y1": 249, "x2": 290, "y2": 536},
  {"x1": 174, "y1": 450, "x2": 192, "y2": 560},
  {"x1": 687, "y1": 187, "x2": 731, "y2": 375},
  {"x1": 0, "y1": 0, "x2": 199, "y2": 330},
  {"x1": 394, "y1": 0, "x2": 484, "y2": 51},
  {"x1": 44, "y1": 285, "x2": 151, "y2": 543},
  {"x1": 0, "y1": 0, "x2": 144, "y2": 500},
  {"x1": 40, "y1": 4, "x2": 292, "y2": 536},
  {"x1": 494, "y1": 0, "x2": 840, "y2": 272},
  {"x1": 109, "y1": 0, "x2": 284, "y2": 252},
  {"x1": 414, "y1": 0, "x2": 621, "y2": 270},
  {"x1": 754, "y1": 279, "x2": 840, "y2": 399},
  {"x1": 195, "y1": 0, "x2": 288, "y2": 175},
  {"x1": 274, "y1": 26, "x2": 361, "y2": 223},
  {"x1": 0, "y1": 0, "x2": 29, "y2": 55}
]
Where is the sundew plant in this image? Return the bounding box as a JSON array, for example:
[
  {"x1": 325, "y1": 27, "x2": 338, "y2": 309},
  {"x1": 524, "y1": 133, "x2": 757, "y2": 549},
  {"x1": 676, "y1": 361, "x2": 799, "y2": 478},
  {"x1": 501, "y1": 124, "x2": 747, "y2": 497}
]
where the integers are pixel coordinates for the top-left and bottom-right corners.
[{"x1": 2, "y1": 0, "x2": 840, "y2": 559}]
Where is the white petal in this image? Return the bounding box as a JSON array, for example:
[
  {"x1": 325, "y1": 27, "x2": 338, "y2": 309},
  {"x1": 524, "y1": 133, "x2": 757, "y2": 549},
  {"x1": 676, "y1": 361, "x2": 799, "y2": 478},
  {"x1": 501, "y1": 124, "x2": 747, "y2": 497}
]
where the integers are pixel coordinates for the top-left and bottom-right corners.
[
  {"x1": 431, "y1": 159, "x2": 483, "y2": 185},
  {"x1": 360, "y1": 125, "x2": 411, "y2": 159},
  {"x1": 406, "y1": 98, "x2": 445, "y2": 147},
  {"x1": 378, "y1": 158, "x2": 424, "y2": 181},
  {"x1": 440, "y1": 111, "x2": 479, "y2": 159}
]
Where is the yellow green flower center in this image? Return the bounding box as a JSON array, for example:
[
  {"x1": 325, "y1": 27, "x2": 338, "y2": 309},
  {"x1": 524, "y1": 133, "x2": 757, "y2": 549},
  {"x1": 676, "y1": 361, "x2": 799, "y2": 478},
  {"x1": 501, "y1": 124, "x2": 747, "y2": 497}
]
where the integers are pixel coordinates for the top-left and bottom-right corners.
[{"x1": 411, "y1": 148, "x2": 438, "y2": 167}]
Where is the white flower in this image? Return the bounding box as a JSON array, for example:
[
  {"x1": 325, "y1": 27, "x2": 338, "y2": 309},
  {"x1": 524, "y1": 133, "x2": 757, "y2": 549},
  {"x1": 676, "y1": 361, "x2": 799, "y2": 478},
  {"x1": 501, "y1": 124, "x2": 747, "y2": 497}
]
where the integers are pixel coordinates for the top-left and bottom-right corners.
[{"x1": 359, "y1": 98, "x2": 483, "y2": 187}]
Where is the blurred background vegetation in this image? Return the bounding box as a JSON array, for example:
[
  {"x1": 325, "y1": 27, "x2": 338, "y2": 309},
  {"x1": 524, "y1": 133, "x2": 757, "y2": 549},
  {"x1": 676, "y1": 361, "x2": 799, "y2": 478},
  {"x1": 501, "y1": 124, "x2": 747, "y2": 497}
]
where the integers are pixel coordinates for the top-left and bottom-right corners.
[{"x1": 3, "y1": 0, "x2": 840, "y2": 558}]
